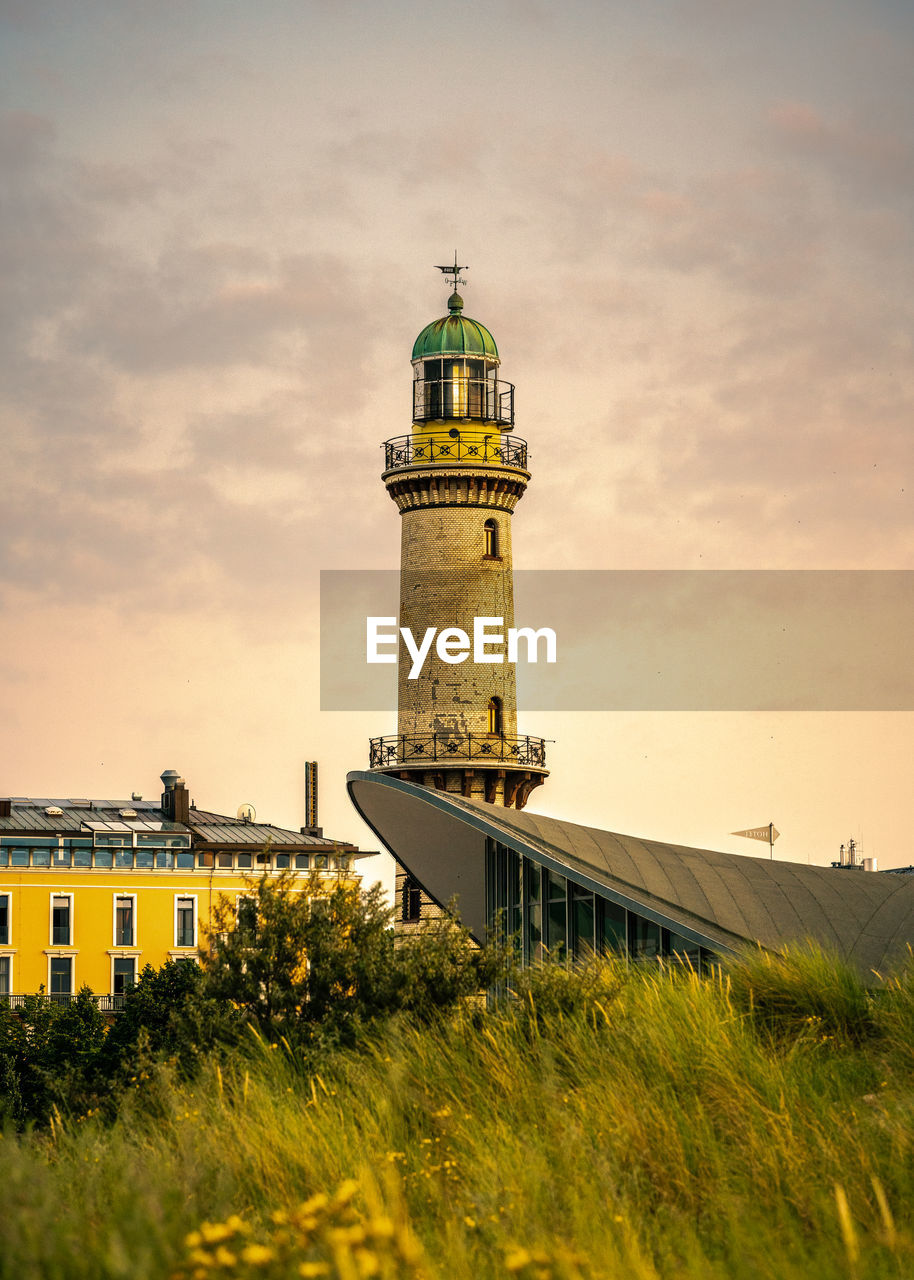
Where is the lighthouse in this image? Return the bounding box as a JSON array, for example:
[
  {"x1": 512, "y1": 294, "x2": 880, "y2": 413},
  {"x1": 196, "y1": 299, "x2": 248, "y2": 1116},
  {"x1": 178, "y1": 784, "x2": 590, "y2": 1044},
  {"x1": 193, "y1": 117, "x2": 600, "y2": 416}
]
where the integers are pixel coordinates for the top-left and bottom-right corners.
[{"x1": 369, "y1": 261, "x2": 548, "y2": 812}]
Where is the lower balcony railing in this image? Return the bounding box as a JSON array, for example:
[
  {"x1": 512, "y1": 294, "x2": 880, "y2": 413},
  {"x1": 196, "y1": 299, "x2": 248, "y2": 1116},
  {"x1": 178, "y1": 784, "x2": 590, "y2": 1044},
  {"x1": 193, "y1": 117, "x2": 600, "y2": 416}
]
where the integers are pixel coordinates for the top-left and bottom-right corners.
[
  {"x1": 1, "y1": 992, "x2": 130, "y2": 1012},
  {"x1": 370, "y1": 733, "x2": 547, "y2": 770}
]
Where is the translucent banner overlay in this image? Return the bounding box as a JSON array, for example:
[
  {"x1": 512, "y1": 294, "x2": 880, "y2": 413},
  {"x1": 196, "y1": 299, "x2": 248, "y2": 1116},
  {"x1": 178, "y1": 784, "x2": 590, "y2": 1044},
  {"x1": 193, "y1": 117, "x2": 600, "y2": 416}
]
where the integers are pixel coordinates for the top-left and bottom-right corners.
[{"x1": 320, "y1": 570, "x2": 914, "y2": 712}]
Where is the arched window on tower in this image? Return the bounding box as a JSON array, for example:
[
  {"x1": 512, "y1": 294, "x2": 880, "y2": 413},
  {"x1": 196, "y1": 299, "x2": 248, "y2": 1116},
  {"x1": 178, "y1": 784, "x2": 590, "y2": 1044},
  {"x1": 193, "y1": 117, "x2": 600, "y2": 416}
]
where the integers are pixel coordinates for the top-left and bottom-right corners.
[
  {"x1": 487, "y1": 696, "x2": 503, "y2": 735},
  {"x1": 484, "y1": 519, "x2": 498, "y2": 558}
]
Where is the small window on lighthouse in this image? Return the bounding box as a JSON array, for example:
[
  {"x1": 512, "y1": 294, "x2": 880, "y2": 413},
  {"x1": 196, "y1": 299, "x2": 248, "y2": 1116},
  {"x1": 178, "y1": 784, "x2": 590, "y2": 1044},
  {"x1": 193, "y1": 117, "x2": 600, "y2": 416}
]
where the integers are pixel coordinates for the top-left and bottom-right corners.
[
  {"x1": 484, "y1": 519, "x2": 498, "y2": 558},
  {"x1": 487, "y1": 697, "x2": 503, "y2": 735}
]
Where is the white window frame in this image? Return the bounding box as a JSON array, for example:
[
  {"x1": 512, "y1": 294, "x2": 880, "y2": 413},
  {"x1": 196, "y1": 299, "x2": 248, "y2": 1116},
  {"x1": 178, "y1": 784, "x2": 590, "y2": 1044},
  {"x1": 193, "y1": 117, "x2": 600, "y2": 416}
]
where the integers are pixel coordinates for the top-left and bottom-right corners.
[
  {"x1": 0, "y1": 891, "x2": 10, "y2": 947},
  {"x1": 112, "y1": 893, "x2": 138, "y2": 948},
  {"x1": 49, "y1": 892, "x2": 74, "y2": 947},
  {"x1": 47, "y1": 953, "x2": 75, "y2": 996},
  {"x1": 235, "y1": 893, "x2": 257, "y2": 930},
  {"x1": 174, "y1": 893, "x2": 198, "y2": 949},
  {"x1": 110, "y1": 953, "x2": 137, "y2": 996}
]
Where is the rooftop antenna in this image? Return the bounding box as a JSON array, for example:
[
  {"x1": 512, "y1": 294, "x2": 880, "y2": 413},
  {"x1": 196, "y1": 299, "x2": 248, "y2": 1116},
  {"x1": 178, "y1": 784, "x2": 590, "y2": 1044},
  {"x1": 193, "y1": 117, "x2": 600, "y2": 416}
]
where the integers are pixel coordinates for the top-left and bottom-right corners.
[{"x1": 434, "y1": 251, "x2": 468, "y2": 296}]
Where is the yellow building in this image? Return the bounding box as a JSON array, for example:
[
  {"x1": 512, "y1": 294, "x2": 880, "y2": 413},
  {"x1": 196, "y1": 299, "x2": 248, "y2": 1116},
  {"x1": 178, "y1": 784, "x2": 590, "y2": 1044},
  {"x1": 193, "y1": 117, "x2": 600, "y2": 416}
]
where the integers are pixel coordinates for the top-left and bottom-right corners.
[{"x1": 0, "y1": 768, "x2": 365, "y2": 1007}]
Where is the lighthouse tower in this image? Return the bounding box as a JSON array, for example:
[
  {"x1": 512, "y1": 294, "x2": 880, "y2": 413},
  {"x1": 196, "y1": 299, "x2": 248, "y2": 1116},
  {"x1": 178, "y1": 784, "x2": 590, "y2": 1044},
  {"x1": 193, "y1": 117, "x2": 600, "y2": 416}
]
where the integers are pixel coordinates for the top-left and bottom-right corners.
[{"x1": 369, "y1": 262, "x2": 548, "y2": 811}]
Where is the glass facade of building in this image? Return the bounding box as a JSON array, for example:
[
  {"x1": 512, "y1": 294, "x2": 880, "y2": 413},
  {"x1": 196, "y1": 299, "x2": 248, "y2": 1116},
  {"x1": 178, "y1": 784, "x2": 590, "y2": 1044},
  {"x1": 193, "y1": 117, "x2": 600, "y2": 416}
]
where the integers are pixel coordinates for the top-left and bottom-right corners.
[
  {"x1": 485, "y1": 838, "x2": 717, "y2": 968},
  {"x1": 0, "y1": 836, "x2": 349, "y2": 873}
]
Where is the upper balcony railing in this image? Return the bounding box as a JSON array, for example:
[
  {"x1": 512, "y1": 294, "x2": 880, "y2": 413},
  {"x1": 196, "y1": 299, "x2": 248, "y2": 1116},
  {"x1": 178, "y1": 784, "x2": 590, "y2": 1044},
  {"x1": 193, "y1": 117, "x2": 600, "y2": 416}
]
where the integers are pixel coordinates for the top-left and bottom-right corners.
[
  {"x1": 370, "y1": 733, "x2": 547, "y2": 770},
  {"x1": 383, "y1": 432, "x2": 528, "y2": 475},
  {"x1": 413, "y1": 376, "x2": 514, "y2": 426}
]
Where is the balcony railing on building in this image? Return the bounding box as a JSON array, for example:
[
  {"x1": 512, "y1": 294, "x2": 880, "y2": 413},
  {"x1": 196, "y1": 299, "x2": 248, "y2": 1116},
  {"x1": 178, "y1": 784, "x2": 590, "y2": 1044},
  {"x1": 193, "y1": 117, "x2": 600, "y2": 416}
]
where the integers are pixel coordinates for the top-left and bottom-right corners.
[
  {"x1": 413, "y1": 375, "x2": 514, "y2": 426},
  {"x1": 370, "y1": 733, "x2": 547, "y2": 770},
  {"x1": 1, "y1": 992, "x2": 131, "y2": 1012},
  {"x1": 383, "y1": 432, "x2": 527, "y2": 475}
]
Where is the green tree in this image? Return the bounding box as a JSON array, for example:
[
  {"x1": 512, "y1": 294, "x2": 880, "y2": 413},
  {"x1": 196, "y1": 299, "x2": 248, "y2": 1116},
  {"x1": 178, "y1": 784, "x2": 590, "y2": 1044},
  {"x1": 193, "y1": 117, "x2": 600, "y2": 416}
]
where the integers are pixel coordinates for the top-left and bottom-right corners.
[
  {"x1": 200, "y1": 870, "x2": 496, "y2": 1047},
  {"x1": 100, "y1": 957, "x2": 238, "y2": 1084},
  {"x1": 0, "y1": 987, "x2": 107, "y2": 1126}
]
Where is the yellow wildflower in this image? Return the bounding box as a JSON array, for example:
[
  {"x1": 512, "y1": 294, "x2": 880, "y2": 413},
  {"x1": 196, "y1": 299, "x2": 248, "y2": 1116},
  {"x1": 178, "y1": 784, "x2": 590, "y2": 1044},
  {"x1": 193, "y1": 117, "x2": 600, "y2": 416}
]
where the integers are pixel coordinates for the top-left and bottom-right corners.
[
  {"x1": 213, "y1": 1246, "x2": 236, "y2": 1267},
  {"x1": 331, "y1": 1179, "x2": 360, "y2": 1206},
  {"x1": 239, "y1": 1243, "x2": 275, "y2": 1265},
  {"x1": 299, "y1": 1193, "x2": 329, "y2": 1215},
  {"x1": 354, "y1": 1248, "x2": 380, "y2": 1277},
  {"x1": 506, "y1": 1247, "x2": 533, "y2": 1271},
  {"x1": 298, "y1": 1264, "x2": 330, "y2": 1278},
  {"x1": 199, "y1": 1221, "x2": 235, "y2": 1245},
  {"x1": 329, "y1": 1224, "x2": 366, "y2": 1246}
]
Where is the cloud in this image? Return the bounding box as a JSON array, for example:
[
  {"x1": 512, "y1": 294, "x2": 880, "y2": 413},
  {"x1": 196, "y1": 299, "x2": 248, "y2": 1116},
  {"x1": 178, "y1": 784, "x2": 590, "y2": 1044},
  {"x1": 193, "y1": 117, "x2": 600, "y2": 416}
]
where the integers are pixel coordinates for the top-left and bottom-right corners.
[
  {"x1": 768, "y1": 99, "x2": 914, "y2": 197},
  {"x1": 0, "y1": 109, "x2": 56, "y2": 167}
]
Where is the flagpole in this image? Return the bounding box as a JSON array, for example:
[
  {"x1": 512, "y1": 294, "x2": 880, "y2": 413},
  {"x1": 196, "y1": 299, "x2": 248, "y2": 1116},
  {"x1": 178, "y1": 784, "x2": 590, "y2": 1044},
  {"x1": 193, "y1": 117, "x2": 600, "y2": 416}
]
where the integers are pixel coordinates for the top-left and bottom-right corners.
[{"x1": 769, "y1": 821, "x2": 773, "y2": 860}]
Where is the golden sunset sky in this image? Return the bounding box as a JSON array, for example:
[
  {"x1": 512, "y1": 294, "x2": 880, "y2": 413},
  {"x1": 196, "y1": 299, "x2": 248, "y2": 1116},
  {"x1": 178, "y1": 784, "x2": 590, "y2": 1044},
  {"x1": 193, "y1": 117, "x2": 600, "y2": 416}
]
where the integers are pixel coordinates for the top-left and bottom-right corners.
[{"x1": 2, "y1": 0, "x2": 912, "y2": 886}]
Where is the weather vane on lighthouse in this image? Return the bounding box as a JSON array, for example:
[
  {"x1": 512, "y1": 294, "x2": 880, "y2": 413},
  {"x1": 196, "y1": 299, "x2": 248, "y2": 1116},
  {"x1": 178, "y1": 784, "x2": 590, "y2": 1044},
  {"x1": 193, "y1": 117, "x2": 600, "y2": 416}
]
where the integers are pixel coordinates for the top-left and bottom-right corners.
[{"x1": 434, "y1": 252, "x2": 467, "y2": 293}]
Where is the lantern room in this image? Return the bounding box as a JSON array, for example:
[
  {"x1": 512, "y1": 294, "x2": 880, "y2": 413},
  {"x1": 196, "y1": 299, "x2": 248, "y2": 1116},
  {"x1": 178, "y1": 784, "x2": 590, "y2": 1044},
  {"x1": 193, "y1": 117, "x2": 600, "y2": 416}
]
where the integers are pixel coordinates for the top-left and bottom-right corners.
[{"x1": 411, "y1": 290, "x2": 514, "y2": 427}]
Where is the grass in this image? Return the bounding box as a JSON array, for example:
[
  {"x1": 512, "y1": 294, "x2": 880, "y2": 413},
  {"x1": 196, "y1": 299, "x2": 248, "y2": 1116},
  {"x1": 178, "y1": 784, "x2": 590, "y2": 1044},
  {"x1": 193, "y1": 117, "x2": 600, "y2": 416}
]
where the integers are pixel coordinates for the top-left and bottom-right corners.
[{"x1": 2, "y1": 945, "x2": 914, "y2": 1279}]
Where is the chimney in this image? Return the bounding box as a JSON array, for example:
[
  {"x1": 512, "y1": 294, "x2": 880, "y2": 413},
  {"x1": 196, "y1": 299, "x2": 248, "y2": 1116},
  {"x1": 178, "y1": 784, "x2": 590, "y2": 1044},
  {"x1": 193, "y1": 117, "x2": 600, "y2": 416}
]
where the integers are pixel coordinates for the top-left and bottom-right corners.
[
  {"x1": 304, "y1": 761, "x2": 320, "y2": 836},
  {"x1": 0, "y1": 799, "x2": 11, "y2": 818},
  {"x1": 161, "y1": 769, "x2": 190, "y2": 825}
]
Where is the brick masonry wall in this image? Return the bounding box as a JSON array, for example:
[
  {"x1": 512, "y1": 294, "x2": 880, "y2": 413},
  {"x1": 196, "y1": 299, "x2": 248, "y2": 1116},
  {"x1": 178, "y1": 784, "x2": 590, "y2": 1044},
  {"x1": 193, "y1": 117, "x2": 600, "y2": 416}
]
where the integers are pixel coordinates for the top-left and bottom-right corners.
[{"x1": 396, "y1": 493, "x2": 519, "y2": 738}]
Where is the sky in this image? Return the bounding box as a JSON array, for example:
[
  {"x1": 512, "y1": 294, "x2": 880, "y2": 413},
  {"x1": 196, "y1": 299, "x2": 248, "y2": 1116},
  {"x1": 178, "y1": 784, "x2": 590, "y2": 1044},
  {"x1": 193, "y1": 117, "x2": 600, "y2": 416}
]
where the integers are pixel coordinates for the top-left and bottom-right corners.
[{"x1": 1, "y1": 0, "x2": 912, "y2": 887}]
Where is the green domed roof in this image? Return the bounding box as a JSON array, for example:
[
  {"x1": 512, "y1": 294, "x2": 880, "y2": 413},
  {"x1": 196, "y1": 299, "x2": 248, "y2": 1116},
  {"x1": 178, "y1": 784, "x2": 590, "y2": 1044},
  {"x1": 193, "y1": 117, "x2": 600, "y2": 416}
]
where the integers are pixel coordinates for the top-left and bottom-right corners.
[{"x1": 411, "y1": 291, "x2": 499, "y2": 362}]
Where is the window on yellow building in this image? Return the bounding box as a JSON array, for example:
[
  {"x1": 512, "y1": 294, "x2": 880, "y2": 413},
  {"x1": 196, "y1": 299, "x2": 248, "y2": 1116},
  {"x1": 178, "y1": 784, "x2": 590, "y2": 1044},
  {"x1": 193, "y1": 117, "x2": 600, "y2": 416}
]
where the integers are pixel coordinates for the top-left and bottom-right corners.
[
  {"x1": 0, "y1": 894, "x2": 8, "y2": 945},
  {"x1": 237, "y1": 896, "x2": 257, "y2": 934},
  {"x1": 51, "y1": 895, "x2": 71, "y2": 946},
  {"x1": 176, "y1": 897, "x2": 195, "y2": 948},
  {"x1": 487, "y1": 696, "x2": 503, "y2": 735},
  {"x1": 50, "y1": 956, "x2": 72, "y2": 997},
  {"x1": 0, "y1": 956, "x2": 10, "y2": 995},
  {"x1": 113, "y1": 957, "x2": 135, "y2": 995},
  {"x1": 484, "y1": 518, "x2": 498, "y2": 557},
  {"x1": 115, "y1": 896, "x2": 134, "y2": 947}
]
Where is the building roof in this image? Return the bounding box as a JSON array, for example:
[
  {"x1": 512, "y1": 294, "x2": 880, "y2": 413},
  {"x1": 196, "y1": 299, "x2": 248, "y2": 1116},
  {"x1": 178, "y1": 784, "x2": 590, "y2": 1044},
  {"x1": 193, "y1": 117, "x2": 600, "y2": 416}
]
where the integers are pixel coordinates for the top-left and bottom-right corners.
[
  {"x1": 187, "y1": 810, "x2": 354, "y2": 850},
  {"x1": 0, "y1": 798, "x2": 169, "y2": 834},
  {"x1": 0, "y1": 797, "x2": 362, "y2": 853},
  {"x1": 347, "y1": 771, "x2": 914, "y2": 975},
  {"x1": 411, "y1": 293, "x2": 499, "y2": 362}
]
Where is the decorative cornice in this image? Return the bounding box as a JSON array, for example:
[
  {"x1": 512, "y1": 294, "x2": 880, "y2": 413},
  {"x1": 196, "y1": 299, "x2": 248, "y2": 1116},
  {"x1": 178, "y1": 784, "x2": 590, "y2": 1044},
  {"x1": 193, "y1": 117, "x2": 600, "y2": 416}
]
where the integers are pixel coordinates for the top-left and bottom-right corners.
[{"x1": 384, "y1": 468, "x2": 528, "y2": 513}]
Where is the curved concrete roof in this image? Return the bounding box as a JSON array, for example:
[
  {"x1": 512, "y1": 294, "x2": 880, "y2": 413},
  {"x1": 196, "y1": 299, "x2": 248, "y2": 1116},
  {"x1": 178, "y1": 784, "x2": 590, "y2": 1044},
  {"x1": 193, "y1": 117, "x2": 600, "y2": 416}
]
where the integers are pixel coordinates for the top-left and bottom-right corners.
[{"x1": 347, "y1": 771, "x2": 914, "y2": 975}]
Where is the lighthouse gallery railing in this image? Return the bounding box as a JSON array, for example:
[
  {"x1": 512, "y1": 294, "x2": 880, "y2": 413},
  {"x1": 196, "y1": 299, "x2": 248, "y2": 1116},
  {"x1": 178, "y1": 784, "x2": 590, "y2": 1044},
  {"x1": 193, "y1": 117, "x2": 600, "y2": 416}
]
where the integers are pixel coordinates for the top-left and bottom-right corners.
[
  {"x1": 370, "y1": 733, "x2": 547, "y2": 769},
  {"x1": 383, "y1": 433, "x2": 527, "y2": 473}
]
